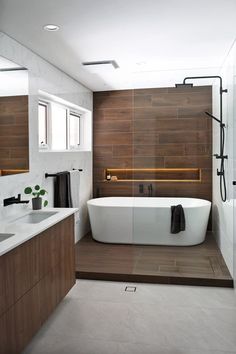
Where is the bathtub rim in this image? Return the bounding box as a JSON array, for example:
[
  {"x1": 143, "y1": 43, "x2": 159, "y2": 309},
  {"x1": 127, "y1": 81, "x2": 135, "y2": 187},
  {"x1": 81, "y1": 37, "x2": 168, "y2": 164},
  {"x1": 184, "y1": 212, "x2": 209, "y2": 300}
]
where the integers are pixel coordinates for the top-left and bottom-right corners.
[{"x1": 87, "y1": 196, "x2": 211, "y2": 209}]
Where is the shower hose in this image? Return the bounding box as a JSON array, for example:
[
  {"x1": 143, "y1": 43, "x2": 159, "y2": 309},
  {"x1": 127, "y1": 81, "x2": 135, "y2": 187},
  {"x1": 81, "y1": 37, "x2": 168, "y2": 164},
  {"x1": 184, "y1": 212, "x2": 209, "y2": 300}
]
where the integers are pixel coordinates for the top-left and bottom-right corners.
[{"x1": 219, "y1": 125, "x2": 227, "y2": 202}]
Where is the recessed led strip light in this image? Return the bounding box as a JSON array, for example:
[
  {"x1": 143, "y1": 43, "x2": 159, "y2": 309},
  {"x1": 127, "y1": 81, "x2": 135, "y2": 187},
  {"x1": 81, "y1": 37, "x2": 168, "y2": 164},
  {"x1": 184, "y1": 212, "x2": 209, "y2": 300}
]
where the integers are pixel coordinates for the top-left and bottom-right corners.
[{"x1": 43, "y1": 24, "x2": 60, "y2": 32}]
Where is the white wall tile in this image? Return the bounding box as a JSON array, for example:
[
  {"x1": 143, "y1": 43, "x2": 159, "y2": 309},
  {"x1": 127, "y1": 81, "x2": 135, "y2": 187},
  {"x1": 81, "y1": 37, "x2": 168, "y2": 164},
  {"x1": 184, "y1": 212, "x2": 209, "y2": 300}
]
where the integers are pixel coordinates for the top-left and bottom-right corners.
[
  {"x1": 0, "y1": 32, "x2": 93, "y2": 242},
  {"x1": 212, "y1": 42, "x2": 236, "y2": 277}
]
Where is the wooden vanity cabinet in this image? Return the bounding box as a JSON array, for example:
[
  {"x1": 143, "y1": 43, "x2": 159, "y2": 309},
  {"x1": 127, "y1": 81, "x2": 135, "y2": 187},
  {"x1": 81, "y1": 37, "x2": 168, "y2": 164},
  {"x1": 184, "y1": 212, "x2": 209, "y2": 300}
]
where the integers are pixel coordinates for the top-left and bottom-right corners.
[{"x1": 0, "y1": 215, "x2": 75, "y2": 354}]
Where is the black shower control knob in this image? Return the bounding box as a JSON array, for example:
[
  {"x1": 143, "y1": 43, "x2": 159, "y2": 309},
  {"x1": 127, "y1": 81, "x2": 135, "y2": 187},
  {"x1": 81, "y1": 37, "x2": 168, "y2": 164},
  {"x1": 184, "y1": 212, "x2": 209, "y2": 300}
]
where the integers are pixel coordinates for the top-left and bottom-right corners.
[
  {"x1": 217, "y1": 169, "x2": 224, "y2": 176},
  {"x1": 233, "y1": 181, "x2": 236, "y2": 186}
]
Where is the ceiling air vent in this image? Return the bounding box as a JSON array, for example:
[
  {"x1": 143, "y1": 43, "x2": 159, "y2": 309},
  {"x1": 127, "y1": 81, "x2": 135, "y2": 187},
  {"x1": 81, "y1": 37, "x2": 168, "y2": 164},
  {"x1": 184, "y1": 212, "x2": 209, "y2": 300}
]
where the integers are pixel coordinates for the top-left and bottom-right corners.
[{"x1": 82, "y1": 60, "x2": 119, "y2": 69}]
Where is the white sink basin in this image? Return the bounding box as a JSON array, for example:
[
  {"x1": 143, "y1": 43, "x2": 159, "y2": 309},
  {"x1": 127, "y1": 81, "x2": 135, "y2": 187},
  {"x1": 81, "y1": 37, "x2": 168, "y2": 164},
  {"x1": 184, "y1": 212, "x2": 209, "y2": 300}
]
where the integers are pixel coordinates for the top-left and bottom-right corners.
[
  {"x1": 12, "y1": 211, "x2": 58, "y2": 224},
  {"x1": 0, "y1": 233, "x2": 15, "y2": 242}
]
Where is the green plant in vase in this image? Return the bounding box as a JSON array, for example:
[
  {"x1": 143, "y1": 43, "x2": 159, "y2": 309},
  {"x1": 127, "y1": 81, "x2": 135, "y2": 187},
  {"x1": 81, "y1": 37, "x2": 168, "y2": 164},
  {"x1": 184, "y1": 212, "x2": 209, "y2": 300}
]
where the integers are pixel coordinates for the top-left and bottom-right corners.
[{"x1": 24, "y1": 185, "x2": 48, "y2": 210}]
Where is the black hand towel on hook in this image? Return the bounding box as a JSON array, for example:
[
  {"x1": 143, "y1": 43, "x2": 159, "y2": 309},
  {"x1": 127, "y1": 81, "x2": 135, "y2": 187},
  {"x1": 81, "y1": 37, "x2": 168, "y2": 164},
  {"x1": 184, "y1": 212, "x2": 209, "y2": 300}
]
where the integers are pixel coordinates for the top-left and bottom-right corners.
[
  {"x1": 171, "y1": 205, "x2": 186, "y2": 234},
  {"x1": 54, "y1": 172, "x2": 73, "y2": 208}
]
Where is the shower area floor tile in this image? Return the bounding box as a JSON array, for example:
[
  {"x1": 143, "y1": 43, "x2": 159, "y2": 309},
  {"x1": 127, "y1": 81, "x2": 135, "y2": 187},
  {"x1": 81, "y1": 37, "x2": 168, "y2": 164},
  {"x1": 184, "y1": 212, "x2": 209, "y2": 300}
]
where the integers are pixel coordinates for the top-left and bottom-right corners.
[{"x1": 75, "y1": 233, "x2": 233, "y2": 288}]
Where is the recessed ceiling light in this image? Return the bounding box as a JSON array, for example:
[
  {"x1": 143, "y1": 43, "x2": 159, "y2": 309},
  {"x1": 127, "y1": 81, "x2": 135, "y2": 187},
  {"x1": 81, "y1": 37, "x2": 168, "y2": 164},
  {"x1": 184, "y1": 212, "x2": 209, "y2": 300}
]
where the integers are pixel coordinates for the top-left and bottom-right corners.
[{"x1": 43, "y1": 24, "x2": 60, "y2": 32}]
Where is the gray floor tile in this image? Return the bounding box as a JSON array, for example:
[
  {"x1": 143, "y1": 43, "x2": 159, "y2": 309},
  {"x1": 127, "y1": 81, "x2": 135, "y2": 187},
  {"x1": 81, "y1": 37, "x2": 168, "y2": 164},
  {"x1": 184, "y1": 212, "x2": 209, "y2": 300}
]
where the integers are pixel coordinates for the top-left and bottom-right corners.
[
  {"x1": 69, "y1": 280, "x2": 236, "y2": 309},
  {"x1": 23, "y1": 280, "x2": 236, "y2": 354}
]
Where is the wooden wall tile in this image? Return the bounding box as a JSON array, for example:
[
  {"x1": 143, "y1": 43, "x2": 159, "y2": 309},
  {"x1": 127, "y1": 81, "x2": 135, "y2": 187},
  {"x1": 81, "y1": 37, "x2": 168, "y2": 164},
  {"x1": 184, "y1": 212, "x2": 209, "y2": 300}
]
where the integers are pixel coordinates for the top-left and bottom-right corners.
[
  {"x1": 134, "y1": 88, "x2": 169, "y2": 95},
  {"x1": 185, "y1": 143, "x2": 212, "y2": 155},
  {"x1": 95, "y1": 90, "x2": 133, "y2": 98},
  {"x1": 134, "y1": 95, "x2": 152, "y2": 107},
  {"x1": 94, "y1": 108, "x2": 133, "y2": 121},
  {"x1": 94, "y1": 182, "x2": 133, "y2": 197},
  {"x1": 167, "y1": 86, "x2": 212, "y2": 94},
  {"x1": 201, "y1": 169, "x2": 212, "y2": 182},
  {"x1": 133, "y1": 132, "x2": 159, "y2": 145},
  {"x1": 93, "y1": 168, "x2": 106, "y2": 181},
  {"x1": 113, "y1": 145, "x2": 133, "y2": 157},
  {"x1": 94, "y1": 120, "x2": 132, "y2": 132},
  {"x1": 134, "y1": 107, "x2": 178, "y2": 119},
  {"x1": 152, "y1": 91, "x2": 212, "y2": 107},
  {"x1": 134, "y1": 118, "x2": 207, "y2": 132},
  {"x1": 134, "y1": 157, "x2": 165, "y2": 168},
  {"x1": 94, "y1": 157, "x2": 133, "y2": 169},
  {"x1": 94, "y1": 132, "x2": 132, "y2": 146},
  {"x1": 134, "y1": 144, "x2": 185, "y2": 157},
  {"x1": 93, "y1": 86, "x2": 212, "y2": 206},
  {"x1": 94, "y1": 95, "x2": 133, "y2": 109},
  {"x1": 178, "y1": 105, "x2": 212, "y2": 118},
  {"x1": 159, "y1": 131, "x2": 211, "y2": 144},
  {"x1": 93, "y1": 146, "x2": 113, "y2": 159},
  {"x1": 164, "y1": 156, "x2": 212, "y2": 168}
]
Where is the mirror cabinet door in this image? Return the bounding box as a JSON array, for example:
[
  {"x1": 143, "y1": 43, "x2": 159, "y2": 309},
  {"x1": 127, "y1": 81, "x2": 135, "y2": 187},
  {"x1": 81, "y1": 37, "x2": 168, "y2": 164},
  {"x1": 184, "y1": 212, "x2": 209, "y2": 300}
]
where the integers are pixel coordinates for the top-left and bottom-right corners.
[{"x1": 0, "y1": 56, "x2": 29, "y2": 176}]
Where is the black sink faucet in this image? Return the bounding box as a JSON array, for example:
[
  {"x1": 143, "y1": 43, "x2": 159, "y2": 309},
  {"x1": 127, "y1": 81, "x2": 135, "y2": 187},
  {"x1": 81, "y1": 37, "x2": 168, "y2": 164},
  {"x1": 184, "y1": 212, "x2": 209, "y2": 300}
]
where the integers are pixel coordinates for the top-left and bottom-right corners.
[{"x1": 3, "y1": 194, "x2": 29, "y2": 207}]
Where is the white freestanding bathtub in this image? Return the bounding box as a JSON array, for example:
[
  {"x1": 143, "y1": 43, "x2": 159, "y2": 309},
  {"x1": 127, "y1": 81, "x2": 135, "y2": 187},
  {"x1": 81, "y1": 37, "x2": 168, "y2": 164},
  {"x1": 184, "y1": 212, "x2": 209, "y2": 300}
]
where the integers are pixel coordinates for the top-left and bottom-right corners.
[{"x1": 87, "y1": 197, "x2": 211, "y2": 246}]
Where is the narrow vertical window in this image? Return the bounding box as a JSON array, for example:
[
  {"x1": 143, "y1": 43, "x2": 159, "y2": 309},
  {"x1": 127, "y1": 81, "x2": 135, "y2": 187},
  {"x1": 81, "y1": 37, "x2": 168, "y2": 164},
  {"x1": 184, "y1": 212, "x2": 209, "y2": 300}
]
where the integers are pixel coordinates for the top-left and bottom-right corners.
[
  {"x1": 50, "y1": 103, "x2": 67, "y2": 150},
  {"x1": 69, "y1": 112, "x2": 80, "y2": 149},
  {"x1": 38, "y1": 102, "x2": 48, "y2": 146}
]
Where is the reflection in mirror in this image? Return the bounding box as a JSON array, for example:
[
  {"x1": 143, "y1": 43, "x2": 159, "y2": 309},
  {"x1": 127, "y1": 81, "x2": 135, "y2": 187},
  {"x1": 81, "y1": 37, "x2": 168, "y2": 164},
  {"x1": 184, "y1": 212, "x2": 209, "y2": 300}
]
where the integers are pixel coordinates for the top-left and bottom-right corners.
[{"x1": 0, "y1": 56, "x2": 29, "y2": 176}]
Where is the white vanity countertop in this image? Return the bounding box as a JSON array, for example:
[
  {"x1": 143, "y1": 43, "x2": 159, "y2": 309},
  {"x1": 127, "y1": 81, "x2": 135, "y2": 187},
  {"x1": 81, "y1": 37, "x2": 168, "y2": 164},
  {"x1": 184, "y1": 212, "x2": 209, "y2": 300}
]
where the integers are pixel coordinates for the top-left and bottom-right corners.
[{"x1": 0, "y1": 207, "x2": 78, "y2": 257}]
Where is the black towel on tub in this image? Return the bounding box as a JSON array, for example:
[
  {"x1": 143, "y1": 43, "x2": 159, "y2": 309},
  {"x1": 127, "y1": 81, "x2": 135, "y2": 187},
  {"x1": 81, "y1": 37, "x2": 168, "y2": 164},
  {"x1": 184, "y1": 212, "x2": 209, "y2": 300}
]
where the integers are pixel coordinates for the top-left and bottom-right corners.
[
  {"x1": 54, "y1": 172, "x2": 72, "y2": 208},
  {"x1": 171, "y1": 205, "x2": 185, "y2": 234}
]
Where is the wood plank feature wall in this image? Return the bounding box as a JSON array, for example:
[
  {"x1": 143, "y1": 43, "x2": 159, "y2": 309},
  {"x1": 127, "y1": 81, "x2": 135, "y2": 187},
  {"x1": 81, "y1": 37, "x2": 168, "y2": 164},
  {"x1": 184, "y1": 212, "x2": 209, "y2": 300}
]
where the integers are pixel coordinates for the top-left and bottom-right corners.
[
  {"x1": 93, "y1": 86, "x2": 212, "y2": 201},
  {"x1": 0, "y1": 95, "x2": 29, "y2": 175}
]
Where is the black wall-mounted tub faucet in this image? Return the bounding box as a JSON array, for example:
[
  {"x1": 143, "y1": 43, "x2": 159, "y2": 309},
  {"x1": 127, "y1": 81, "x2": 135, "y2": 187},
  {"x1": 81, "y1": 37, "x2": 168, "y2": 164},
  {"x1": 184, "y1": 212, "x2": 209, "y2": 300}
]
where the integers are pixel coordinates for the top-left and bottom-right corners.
[
  {"x1": 3, "y1": 194, "x2": 29, "y2": 207},
  {"x1": 148, "y1": 184, "x2": 153, "y2": 197},
  {"x1": 139, "y1": 184, "x2": 144, "y2": 193}
]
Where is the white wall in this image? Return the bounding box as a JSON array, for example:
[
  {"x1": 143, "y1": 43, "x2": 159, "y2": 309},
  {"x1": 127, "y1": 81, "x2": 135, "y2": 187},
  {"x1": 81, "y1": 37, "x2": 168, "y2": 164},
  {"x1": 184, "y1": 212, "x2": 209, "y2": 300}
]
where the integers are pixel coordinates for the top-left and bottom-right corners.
[
  {"x1": 0, "y1": 32, "x2": 93, "y2": 242},
  {"x1": 212, "y1": 42, "x2": 236, "y2": 277},
  {"x1": 0, "y1": 70, "x2": 28, "y2": 96}
]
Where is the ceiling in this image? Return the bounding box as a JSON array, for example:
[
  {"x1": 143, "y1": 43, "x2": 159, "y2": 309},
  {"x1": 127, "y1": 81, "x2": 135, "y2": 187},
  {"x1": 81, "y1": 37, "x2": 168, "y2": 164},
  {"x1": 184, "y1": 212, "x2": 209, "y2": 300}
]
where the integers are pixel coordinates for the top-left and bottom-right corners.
[{"x1": 0, "y1": 0, "x2": 236, "y2": 91}]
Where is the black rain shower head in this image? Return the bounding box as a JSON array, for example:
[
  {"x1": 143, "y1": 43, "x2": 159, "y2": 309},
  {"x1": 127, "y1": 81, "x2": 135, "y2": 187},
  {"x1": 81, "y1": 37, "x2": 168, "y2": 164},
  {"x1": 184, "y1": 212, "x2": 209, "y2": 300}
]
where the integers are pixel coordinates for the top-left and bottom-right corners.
[{"x1": 175, "y1": 83, "x2": 193, "y2": 88}]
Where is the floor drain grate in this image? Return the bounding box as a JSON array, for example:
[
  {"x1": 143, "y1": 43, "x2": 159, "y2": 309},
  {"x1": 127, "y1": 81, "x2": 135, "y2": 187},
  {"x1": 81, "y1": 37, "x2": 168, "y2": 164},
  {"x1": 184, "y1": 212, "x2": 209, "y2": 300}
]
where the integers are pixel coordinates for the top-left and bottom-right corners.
[{"x1": 125, "y1": 286, "x2": 136, "y2": 292}]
